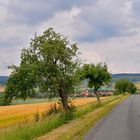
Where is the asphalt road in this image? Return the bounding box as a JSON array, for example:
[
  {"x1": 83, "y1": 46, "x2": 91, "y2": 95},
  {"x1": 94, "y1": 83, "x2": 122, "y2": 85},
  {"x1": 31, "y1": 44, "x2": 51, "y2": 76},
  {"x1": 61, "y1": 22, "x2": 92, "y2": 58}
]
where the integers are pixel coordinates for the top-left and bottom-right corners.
[{"x1": 84, "y1": 95, "x2": 140, "y2": 140}]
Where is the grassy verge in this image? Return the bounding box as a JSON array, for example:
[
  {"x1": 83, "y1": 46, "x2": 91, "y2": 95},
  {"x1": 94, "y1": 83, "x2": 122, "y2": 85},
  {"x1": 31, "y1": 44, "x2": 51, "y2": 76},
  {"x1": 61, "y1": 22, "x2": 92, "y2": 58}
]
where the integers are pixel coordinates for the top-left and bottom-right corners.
[
  {"x1": 52, "y1": 95, "x2": 128, "y2": 140},
  {"x1": 0, "y1": 95, "x2": 128, "y2": 140}
]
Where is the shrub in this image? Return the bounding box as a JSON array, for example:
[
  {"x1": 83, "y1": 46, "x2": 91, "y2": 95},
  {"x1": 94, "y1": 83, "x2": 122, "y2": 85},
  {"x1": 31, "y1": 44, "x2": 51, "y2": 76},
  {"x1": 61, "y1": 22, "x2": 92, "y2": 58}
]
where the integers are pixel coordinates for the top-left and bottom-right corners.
[{"x1": 114, "y1": 79, "x2": 137, "y2": 94}]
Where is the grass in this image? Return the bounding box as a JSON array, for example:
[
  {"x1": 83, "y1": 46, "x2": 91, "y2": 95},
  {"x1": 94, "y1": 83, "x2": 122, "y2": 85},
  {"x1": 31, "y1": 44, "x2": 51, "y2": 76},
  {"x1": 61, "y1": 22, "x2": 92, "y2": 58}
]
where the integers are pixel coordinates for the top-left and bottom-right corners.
[
  {"x1": 135, "y1": 82, "x2": 140, "y2": 89},
  {"x1": 134, "y1": 82, "x2": 140, "y2": 94},
  {"x1": 0, "y1": 95, "x2": 128, "y2": 140},
  {"x1": 55, "y1": 95, "x2": 128, "y2": 140},
  {"x1": 11, "y1": 98, "x2": 51, "y2": 105}
]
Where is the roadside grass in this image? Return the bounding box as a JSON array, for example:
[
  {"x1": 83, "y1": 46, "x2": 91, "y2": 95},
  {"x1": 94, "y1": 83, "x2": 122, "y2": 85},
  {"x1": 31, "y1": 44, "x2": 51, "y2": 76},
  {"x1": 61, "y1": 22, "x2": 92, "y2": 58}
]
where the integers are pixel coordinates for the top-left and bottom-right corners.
[
  {"x1": 0, "y1": 95, "x2": 128, "y2": 140},
  {"x1": 54, "y1": 95, "x2": 128, "y2": 140}
]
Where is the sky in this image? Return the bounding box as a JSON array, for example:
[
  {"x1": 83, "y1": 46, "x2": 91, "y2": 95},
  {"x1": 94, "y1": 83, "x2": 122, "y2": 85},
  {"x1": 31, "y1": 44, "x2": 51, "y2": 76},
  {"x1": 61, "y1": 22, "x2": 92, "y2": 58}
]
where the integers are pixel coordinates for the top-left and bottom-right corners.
[{"x1": 0, "y1": 0, "x2": 140, "y2": 75}]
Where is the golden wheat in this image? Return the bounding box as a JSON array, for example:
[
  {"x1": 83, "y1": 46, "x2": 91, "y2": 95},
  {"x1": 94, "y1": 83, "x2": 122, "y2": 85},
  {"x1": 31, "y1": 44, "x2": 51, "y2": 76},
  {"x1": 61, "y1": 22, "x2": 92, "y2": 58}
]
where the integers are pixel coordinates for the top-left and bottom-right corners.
[{"x1": 0, "y1": 97, "x2": 108, "y2": 128}]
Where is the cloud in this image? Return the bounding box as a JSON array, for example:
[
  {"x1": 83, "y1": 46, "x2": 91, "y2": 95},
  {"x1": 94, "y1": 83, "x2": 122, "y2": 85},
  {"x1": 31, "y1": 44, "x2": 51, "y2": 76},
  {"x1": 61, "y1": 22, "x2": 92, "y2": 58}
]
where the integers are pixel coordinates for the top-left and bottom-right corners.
[
  {"x1": 37, "y1": 7, "x2": 81, "y2": 40},
  {"x1": 37, "y1": 0, "x2": 136, "y2": 42},
  {"x1": 0, "y1": 46, "x2": 21, "y2": 75},
  {"x1": 79, "y1": 34, "x2": 140, "y2": 73},
  {"x1": 0, "y1": 0, "x2": 140, "y2": 75}
]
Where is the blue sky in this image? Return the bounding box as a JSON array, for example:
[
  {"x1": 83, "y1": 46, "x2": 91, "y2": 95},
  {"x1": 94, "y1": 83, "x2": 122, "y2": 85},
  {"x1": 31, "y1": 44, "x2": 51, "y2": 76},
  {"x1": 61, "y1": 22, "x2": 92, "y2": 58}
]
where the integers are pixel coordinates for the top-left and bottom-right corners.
[{"x1": 0, "y1": 0, "x2": 140, "y2": 75}]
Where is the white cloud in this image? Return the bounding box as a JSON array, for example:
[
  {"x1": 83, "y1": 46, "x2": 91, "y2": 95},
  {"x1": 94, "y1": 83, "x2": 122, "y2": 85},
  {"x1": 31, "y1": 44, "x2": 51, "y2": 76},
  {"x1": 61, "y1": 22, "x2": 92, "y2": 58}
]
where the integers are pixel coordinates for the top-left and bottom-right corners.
[
  {"x1": 37, "y1": 6, "x2": 81, "y2": 40},
  {"x1": 0, "y1": 0, "x2": 140, "y2": 75},
  {"x1": 0, "y1": 46, "x2": 21, "y2": 75},
  {"x1": 79, "y1": 33, "x2": 140, "y2": 73}
]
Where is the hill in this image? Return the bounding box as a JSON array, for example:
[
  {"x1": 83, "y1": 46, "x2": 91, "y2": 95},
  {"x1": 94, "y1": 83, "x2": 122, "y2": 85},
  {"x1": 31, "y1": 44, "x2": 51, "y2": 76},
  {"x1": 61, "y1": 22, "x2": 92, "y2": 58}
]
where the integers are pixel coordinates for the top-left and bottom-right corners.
[
  {"x1": 0, "y1": 74, "x2": 140, "y2": 86},
  {"x1": 112, "y1": 73, "x2": 140, "y2": 83},
  {"x1": 0, "y1": 76, "x2": 8, "y2": 85}
]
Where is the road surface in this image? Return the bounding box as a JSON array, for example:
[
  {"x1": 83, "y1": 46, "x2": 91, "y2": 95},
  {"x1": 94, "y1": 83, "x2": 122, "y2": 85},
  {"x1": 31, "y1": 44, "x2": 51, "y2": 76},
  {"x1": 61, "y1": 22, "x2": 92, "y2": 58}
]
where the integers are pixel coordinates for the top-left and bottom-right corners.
[{"x1": 84, "y1": 95, "x2": 140, "y2": 140}]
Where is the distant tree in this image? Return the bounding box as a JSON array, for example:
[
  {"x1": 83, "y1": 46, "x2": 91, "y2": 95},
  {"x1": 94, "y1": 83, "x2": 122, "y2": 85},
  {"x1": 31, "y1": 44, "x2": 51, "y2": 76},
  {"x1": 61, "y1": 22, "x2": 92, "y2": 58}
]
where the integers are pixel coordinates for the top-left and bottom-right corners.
[
  {"x1": 4, "y1": 65, "x2": 37, "y2": 104},
  {"x1": 127, "y1": 82, "x2": 137, "y2": 94},
  {"x1": 114, "y1": 79, "x2": 137, "y2": 94},
  {"x1": 79, "y1": 63, "x2": 111, "y2": 104},
  {"x1": 114, "y1": 79, "x2": 129, "y2": 94},
  {"x1": 4, "y1": 28, "x2": 80, "y2": 111}
]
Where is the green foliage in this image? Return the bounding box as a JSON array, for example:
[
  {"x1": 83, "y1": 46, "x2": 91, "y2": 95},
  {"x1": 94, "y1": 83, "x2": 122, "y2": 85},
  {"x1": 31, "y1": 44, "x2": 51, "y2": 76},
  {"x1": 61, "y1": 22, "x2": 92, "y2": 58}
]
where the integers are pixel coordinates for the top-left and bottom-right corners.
[
  {"x1": 80, "y1": 63, "x2": 111, "y2": 90},
  {"x1": 79, "y1": 63, "x2": 111, "y2": 103},
  {"x1": 4, "y1": 65, "x2": 37, "y2": 104},
  {"x1": 0, "y1": 93, "x2": 5, "y2": 105},
  {"x1": 114, "y1": 79, "x2": 137, "y2": 94},
  {"x1": 127, "y1": 82, "x2": 137, "y2": 94},
  {"x1": 114, "y1": 79, "x2": 129, "y2": 94},
  {"x1": 4, "y1": 28, "x2": 80, "y2": 111}
]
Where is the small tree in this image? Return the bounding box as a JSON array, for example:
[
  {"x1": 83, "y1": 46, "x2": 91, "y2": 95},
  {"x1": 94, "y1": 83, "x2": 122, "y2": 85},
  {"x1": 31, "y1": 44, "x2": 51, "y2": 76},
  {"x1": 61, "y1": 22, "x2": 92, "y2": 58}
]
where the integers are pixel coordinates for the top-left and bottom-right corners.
[
  {"x1": 114, "y1": 79, "x2": 129, "y2": 94},
  {"x1": 127, "y1": 82, "x2": 137, "y2": 94},
  {"x1": 114, "y1": 79, "x2": 137, "y2": 94},
  {"x1": 79, "y1": 63, "x2": 111, "y2": 104},
  {"x1": 4, "y1": 28, "x2": 80, "y2": 111}
]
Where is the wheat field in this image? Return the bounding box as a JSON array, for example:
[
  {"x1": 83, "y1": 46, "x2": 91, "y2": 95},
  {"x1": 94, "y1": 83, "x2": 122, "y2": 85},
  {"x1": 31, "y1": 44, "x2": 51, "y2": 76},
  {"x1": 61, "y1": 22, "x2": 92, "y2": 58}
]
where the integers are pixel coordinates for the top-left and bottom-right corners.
[{"x1": 0, "y1": 97, "x2": 108, "y2": 128}]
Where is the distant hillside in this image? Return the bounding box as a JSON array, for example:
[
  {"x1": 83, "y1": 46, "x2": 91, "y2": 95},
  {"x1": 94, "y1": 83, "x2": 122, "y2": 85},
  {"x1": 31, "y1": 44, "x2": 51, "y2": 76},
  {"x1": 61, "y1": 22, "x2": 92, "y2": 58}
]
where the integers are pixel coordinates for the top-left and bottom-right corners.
[
  {"x1": 112, "y1": 73, "x2": 140, "y2": 83},
  {"x1": 0, "y1": 76, "x2": 8, "y2": 85},
  {"x1": 0, "y1": 74, "x2": 140, "y2": 86}
]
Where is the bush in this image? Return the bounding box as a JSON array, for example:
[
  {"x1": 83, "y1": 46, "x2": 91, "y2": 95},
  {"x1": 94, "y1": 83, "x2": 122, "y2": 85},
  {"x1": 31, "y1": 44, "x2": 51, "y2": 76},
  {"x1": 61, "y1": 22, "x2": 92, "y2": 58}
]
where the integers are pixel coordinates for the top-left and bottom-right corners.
[
  {"x1": 0, "y1": 93, "x2": 6, "y2": 105},
  {"x1": 114, "y1": 79, "x2": 137, "y2": 94}
]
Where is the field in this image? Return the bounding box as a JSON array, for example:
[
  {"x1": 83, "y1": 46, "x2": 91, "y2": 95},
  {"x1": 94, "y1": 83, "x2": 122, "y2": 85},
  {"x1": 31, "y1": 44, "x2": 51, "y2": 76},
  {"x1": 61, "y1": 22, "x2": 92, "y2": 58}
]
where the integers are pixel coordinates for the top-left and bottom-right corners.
[
  {"x1": 135, "y1": 82, "x2": 140, "y2": 93},
  {"x1": 135, "y1": 82, "x2": 140, "y2": 89},
  {"x1": 0, "y1": 95, "x2": 127, "y2": 140},
  {"x1": 0, "y1": 86, "x2": 4, "y2": 92},
  {"x1": 0, "y1": 97, "x2": 108, "y2": 128}
]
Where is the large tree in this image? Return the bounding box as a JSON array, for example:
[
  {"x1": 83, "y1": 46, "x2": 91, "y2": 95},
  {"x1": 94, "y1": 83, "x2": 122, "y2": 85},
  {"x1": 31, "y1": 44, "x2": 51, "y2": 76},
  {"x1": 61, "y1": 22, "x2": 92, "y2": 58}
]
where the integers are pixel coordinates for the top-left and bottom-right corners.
[
  {"x1": 4, "y1": 28, "x2": 80, "y2": 111},
  {"x1": 80, "y1": 63, "x2": 111, "y2": 104}
]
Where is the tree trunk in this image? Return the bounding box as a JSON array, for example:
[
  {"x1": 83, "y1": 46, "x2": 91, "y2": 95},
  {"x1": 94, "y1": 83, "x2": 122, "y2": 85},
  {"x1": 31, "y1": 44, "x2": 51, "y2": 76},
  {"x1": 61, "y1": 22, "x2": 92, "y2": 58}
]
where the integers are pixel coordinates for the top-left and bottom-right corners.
[
  {"x1": 94, "y1": 90, "x2": 101, "y2": 104},
  {"x1": 59, "y1": 91, "x2": 70, "y2": 112}
]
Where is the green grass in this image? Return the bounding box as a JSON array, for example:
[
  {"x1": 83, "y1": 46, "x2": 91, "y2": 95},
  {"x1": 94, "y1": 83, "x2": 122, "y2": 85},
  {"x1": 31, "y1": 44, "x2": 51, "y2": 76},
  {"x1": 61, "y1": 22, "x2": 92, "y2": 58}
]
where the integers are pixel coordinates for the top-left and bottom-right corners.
[
  {"x1": 11, "y1": 98, "x2": 56, "y2": 105},
  {"x1": 0, "y1": 95, "x2": 128, "y2": 140},
  {"x1": 11, "y1": 97, "x2": 94, "y2": 105}
]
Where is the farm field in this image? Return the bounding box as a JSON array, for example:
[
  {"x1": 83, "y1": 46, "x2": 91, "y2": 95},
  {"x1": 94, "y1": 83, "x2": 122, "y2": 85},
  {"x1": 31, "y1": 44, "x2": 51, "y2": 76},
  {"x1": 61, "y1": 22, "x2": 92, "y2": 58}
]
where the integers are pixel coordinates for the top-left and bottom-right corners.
[
  {"x1": 135, "y1": 82, "x2": 140, "y2": 93},
  {"x1": 0, "y1": 86, "x2": 4, "y2": 92},
  {"x1": 135, "y1": 82, "x2": 140, "y2": 89},
  {"x1": 0, "y1": 97, "x2": 108, "y2": 128}
]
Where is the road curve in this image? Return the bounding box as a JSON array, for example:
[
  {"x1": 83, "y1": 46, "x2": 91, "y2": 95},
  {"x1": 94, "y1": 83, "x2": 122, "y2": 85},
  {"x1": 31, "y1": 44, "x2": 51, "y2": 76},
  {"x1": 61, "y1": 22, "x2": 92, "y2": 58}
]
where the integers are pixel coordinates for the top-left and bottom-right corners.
[{"x1": 84, "y1": 95, "x2": 140, "y2": 140}]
